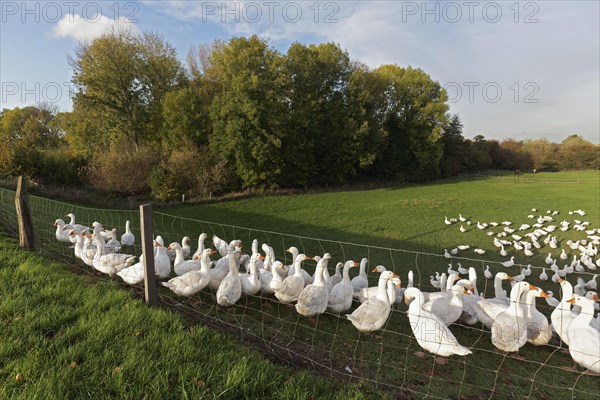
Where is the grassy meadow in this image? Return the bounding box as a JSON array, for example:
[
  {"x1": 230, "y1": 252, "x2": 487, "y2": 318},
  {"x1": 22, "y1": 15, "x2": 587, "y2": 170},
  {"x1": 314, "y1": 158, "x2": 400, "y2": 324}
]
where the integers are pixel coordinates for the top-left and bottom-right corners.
[
  {"x1": 0, "y1": 234, "x2": 376, "y2": 400},
  {"x1": 0, "y1": 170, "x2": 599, "y2": 399}
]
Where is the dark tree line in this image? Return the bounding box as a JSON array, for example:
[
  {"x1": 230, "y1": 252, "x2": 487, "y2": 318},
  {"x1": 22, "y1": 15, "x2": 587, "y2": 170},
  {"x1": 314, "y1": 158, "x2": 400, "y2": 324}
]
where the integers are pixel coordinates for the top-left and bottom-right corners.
[{"x1": 0, "y1": 31, "x2": 598, "y2": 200}]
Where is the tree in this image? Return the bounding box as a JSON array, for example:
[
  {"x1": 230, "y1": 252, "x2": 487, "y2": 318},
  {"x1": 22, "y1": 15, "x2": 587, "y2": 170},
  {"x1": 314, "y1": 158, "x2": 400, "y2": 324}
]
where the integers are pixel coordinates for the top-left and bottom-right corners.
[
  {"x1": 206, "y1": 36, "x2": 288, "y2": 188},
  {"x1": 0, "y1": 106, "x2": 61, "y2": 147},
  {"x1": 439, "y1": 114, "x2": 469, "y2": 177},
  {"x1": 162, "y1": 86, "x2": 209, "y2": 147},
  {"x1": 284, "y1": 42, "x2": 381, "y2": 185},
  {"x1": 69, "y1": 29, "x2": 186, "y2": 148},
  {"x1": 556, "y1": 135, "x2": 599, "y2": 169},
  {"x1": 369, "y1": 65, "x2": 449, "y2": 180},
  {"x1": 522, "y1": 138, "x2": 558, "y2": 171}
]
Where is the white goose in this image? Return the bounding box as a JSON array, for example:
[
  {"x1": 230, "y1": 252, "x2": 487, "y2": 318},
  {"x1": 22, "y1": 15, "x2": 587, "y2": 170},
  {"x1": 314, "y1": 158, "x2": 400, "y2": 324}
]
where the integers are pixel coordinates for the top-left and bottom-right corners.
[
  {"x1": 152, "y1": 242, "x2": 172, "y2": 279},
  {"x1": 80, "y1": 234, "x2": 97, "y2": 267},
  {"x1": 354, "y1": 265, "x2": 401, "y2": 304},
  {"x1": 160, "y1": 248, "x2": 216, "y2": 296},
  {"x1": 166, "y1": 236, "x2": 191, "y2": 262},
  {"x1": 120, "y1": 220, "x2": 135, "y2": 246},
  {"x1": 192, "y1": 233, "x2": 208, "y2": 259},
  {"x1": 501, "y1": 257, "x2": 515, "y2": 268},
  {"x1": 285, "y1": 246, "x2": 313, "y2": 284},
  {"x1": 295, "y1": 253, "x2": 332, "y2": 317},
  {"x1": 327, "y1": 262, "x2": 343, "y2": 291},
  {"x1": 68, "y1": 229, "x2": 85, "y2": 259},
  {"x1": 351, "y1": 258, "x2": 369, "y2": 292},
  {"x1": 91, "y1": 234, "x2": 136, "y2": 276},
  {"x1": 54, "y1": 219, "x2": 71, "y2": 243},
  {"x1": 484, "y1": 266, "x2": 492, "y2": 279},
  {"x1": 92, "y1": 222, "x2": 112, "y2": 240},
  {"x1": 523, "y1": 286, "x2": 552, "y2": 346},
  {"x1": 259, "y1": 261, "x2": 285, "y2": 294},
  {"x1": 169, "y1": 242, "x2": 201, "y2": 276},
  {"x1": 105, "y1": 229, "x2": 121, "y2": 253},
  {"x1": 566, "y1": 295, "x2": 600, "y2": 373},
  {"x1": 216, "y1": 249, "x2": 243, "y2": 307},
  {"x1": 471, "y1": 273, "x2": 513, "y2": 328},
  {"x1": 116, "y1": 254, "x2": 145, "y2": 285},
  {"x1": 423, "y1": 283, "x2": 470, "y2": 326},
  {"x1": 65, "y1": 213, "x2": 90, "y2": 242},
  {"x1": 346, "y1": 270, "x2": 397, "y2": 332},
  {"x1": 404, "y1": 287, "x2": 472, "y2": 357},
  {"x1": 213, "y1": 235, "x2": 229, "y2": 258},
  {"x1": 239, "y1": 253, "x2": 263, "y2": 295},
  {"x1": 327, "y1": 260, "x2": 358, "y2": 314},
  {"x1": 491, "y1": 281, "x2": 534, "y2": 353},
  {"x1": 207, "y1": 240, "x2": 242, "y2": 290},
  {"x1": 275, "y1": 254, "x2": 310, "y2": 303}
]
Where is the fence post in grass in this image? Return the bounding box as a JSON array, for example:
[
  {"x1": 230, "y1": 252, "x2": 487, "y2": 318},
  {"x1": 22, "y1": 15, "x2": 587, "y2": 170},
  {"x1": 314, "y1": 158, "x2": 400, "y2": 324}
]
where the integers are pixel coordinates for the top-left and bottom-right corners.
[
  {"x1": 140, "y1": 204, "x2": 157, "y2": 307},
  {"x1": 15, "y1": 176, "x2": 34, "y2": 250}
]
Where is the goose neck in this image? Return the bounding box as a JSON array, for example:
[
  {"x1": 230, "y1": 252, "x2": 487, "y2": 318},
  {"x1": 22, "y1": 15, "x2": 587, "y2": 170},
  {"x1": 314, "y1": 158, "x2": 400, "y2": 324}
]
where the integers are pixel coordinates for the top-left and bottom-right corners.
[{"x1": 377, "y1": 276, "x2": 389, "y2": 303}]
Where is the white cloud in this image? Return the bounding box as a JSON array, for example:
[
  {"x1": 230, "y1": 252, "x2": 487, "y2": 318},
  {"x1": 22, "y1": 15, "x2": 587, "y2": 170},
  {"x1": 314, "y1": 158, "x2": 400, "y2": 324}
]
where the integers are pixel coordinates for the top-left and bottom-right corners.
[
  {"x1": 145, "y1": 1, "x2": 599, "y2": 142},
  {"x1": 52, "y1": 14, "x2": 138, "y2": 42}
]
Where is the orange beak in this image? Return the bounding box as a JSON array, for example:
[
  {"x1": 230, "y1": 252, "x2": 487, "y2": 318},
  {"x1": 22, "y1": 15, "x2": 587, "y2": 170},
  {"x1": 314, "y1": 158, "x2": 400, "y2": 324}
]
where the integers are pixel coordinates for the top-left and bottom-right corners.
[
  {"x1": 371, "y1": 267, "x2": 378, "y2": 272},
  {"x1": 353, "y1": 262, "x2": 360, "y2": 267},
  {"x1": 528, "y1": 284, "x2": 537, "y2": 291},
  {"x1": 193, "y1": 255, "x2": 200, "y2": 260},
  {"x1": 166, "y1": 245, "x2": 173, "y2": 251},
  {"x1": 593, "y1": 294, "x2": 599, "y2": 301},
  {"x1": 393, "y1": 273, "x2": 399, "y2": 279},
  {"x1": 559, "y1": 278, "x2": 565, "y2": 283},
  {"x1": 566, "y1": 298, "x2": 576, "y2": 304},
  {"x1": 540, "y1": 291, "x2": 549, "y2": 298},
  {"x1": 209, "y1": 249, "x2": 217, "y2": 255},
  {"x1": 304, "y1": 256, "x2": 311, "y2": 260},
  {"x1": 259, "y1": 255, "x2": 266, "y2": 260},
  {"x1": 506, "y1": 275, "x2": 513, "y2": 281},
  {"x1": 404, "y1": 295, "x2": 412, "y2": 304}
]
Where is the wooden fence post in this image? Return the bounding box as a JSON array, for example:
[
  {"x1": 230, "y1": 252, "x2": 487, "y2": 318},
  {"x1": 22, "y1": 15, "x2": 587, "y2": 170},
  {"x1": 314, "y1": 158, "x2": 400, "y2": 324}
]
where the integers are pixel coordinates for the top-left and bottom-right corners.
[
  {"x1": 15, "y1": 176, "x2": 34, "y2": 250},
  {"x1": 140, "y1": 204, "x2": 157, "y2": 307}
]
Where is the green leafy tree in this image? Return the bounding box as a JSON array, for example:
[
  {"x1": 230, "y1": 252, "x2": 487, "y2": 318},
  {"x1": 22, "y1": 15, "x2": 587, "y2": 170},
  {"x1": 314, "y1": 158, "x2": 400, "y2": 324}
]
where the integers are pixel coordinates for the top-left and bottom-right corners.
[
  {"x1": 206, "y1": 36, "x2": 288, "y2": 188},
  {"x1": 284, "y1": 42, "x2": 372, "y2": 185},
  {"x1": 369, "y1": 65, "x2": 449, "y2": 180},
  {"x1": 69, "y1": 30, "x2": 186, "y2": 148},
  {"x1": 439, "y1": 114, "x2": 469, "y2": 177},
  {"x1": 556, "y1": 135, "x2": 599, "y2": 169}
]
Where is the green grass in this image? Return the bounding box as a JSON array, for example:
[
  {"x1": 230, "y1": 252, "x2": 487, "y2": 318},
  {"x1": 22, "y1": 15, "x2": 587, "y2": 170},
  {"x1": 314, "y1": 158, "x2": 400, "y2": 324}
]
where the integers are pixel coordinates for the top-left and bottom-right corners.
[
  {"x1": 163, "y1": 171, "x2": 600, "y2": 265},
  {"x1": 1, "y1": 171, "x2": 599, "y2": 399},
  {"x1": 0, "y1": 234, "x2": 379, "y2": 400}
]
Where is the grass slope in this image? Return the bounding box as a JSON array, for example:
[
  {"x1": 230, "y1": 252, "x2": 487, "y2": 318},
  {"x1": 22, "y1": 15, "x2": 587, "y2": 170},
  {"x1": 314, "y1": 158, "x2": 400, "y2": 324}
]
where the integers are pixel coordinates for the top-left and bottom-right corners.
[
  {"x1": 164, "y1": 171, "x2": 600, "y2": 265},
  {"x1": 0, "y1": 234, "x2": 377, "y2": 400}
]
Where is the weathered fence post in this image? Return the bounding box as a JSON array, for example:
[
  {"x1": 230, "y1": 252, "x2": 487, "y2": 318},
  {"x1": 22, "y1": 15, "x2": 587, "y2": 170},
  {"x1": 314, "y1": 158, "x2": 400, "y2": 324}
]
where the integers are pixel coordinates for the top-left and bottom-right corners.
[
  {"x1": 140, "y1": 204, "x2": 157, "y2": 307},
  {"x1": 15, "y1": 176, "x2": 34, "y2": 250}
]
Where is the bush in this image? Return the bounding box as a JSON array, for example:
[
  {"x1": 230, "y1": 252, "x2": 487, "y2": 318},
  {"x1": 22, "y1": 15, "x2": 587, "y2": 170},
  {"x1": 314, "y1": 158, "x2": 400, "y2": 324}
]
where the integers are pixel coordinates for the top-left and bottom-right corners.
[
  {"x1": 84, "y1": 142, "x2": 160, "y2": 195},
  {"x1": 149, "y1": 144, "x2": 235, "y2": 202},
  {"x1": 0, "y1": 143, "x2": 85, "y2": 187}
]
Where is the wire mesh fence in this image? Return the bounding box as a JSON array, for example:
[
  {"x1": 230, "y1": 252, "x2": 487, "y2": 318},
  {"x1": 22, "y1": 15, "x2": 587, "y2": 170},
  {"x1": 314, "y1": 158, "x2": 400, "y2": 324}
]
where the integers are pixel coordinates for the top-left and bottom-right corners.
[{"x1": 0, "y1": 185, "x2": 598, "y2": 399}]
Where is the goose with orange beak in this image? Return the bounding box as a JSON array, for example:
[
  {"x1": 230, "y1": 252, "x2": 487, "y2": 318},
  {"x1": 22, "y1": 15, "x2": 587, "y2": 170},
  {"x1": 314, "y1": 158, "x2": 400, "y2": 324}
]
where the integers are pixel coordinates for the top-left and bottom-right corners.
[
  {"x1": 329, "y1": 260, "x2": 360, "y2": 313},
  {"x1": 404, "y1": 287, "x2": 472, "y2": 358},
  {"x1": 491, "y1": 282, "x2": 536, "y2": 354},
  {"x1": 565, "y1": 295, "x2": 600, "y2": 374},
  {"x1": 346, "y1": 270, "x2": 397, "y2": 332}
]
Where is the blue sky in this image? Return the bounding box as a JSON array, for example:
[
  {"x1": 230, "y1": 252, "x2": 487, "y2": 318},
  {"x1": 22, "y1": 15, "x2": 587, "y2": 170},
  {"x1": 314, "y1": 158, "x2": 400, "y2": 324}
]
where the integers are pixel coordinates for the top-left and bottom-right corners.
[{"x1": 1, "y1": 1, "x2": 598, "y2": 143}]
